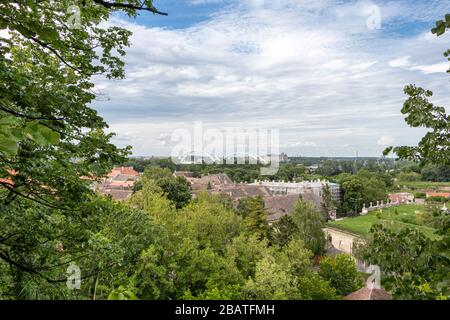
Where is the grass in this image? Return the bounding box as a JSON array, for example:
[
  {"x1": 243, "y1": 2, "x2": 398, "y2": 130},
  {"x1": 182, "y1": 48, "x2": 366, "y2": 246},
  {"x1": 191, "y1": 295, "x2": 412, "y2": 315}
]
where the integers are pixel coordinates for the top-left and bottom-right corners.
[
  {"x1": 327, "y1": 204, "x2": 440, "y2": 240},
  {"x1": 394, "y1": 180, "x2": 450, "y2": 192}
]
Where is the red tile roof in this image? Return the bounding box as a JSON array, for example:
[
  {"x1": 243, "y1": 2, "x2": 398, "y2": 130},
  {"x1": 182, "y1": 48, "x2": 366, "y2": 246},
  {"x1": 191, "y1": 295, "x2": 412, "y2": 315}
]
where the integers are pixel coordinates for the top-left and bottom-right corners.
[
  {"x1": 426, "y1": 192, "x2": 450, "y2": 198},
  {"x1": 345, "y1": 286, "x2": 391, "y2": 300},
  {"x1": 107, "y1": 166, "x2": 139, "y2": 178}
]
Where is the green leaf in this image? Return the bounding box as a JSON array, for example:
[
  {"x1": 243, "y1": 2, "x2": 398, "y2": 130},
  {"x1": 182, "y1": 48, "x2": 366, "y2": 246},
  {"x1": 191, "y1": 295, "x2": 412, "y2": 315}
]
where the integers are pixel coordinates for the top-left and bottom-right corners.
[
  {"x1": 383, "y1": 146, "x2": 393, "y2": 156},
  {"x1": 433, "y1": 21, "x2": 446, "y2": 36},
  {"x1": 0, "y1": 135, "x2": 19, "y2": 156},
  {"x1": 0, "y1": 116, "x2": 20, "y2": 126},
  {"x1": 24, "y1": 122, "x2": 60, "y2": 145},
  {"x1": 107, "y1": 292, "x2": 125, "y2": 300},
  {"x1": 38, "y1": 125, "x2": 60, "y2": 145}
]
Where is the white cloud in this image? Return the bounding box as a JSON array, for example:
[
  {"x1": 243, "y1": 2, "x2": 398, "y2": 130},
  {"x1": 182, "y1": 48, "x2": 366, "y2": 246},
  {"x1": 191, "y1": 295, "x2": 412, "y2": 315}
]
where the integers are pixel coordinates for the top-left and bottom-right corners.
[
  {"x1": 389, "y1": 56, "x2": 411, "y2": 68},
  {"x1": 283, "y1": 141, "x2": 317, "y2": 148},
  {"x1": 377, "y1": 135, "x2": 394, "y2": 146},
  {"x1": 93, "y1": 0, "x2": 450, "y2": 157},
  {"x1": 389, "y1": 56, "x2": 449, "y2": 74},
  {"x1": 410, "y1": 62, "x2": 449, "y2": 74}
]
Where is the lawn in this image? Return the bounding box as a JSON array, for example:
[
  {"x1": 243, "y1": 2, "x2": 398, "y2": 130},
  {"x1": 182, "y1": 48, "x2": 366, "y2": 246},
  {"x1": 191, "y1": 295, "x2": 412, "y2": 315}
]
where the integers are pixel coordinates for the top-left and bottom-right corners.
[
  {"x1": 327, "y1": 204, "x2": 439, "y2": 240},
  {"x1": 394, "y1": 180, "x2": 450, "y2": 192}
]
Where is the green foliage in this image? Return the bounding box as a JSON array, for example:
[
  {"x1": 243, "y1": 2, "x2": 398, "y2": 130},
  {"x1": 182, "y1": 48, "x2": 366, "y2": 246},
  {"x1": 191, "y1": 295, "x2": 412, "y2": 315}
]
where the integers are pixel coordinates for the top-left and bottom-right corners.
[
  {"x1": 431, "y1": 14, "x2": 450, "y2": 37},
  {"x1": 277, "y1": 239, "x2": 313, "y2": 277},
  {"x1": 336, "y1": 170, "x2": 387, "y2": 214},
  {"x1": 138, "y1": 167, "x2": 192, "y2": 209},
  {"x1": 328, "y1": 204, "x2": 440, "y2": 240},
  {"x1": 158, "y1": 176, "x2": 192, "y2": 209},
  {"x1": 289, "y1": 200, "x2": 326, "y2": 255},
  {"x1": 242, "y1": 255, "x2": 298, "y2": 300},
  {"x1": 414, "y1": 192, "x2": 426, "y2": 199},
  {"x1": 397, "y1": 172, "x2": 421, "y2": 182},
  {"x1": 0, "y1": 191, "x2": 163, "y2": 299},
  {"x1": 357, "y1": 223, "x2": 449, "y2": 299},
  {"x1": 269, "y1": 215, "x2": 297, "y2": 247},
  {"x1": 236, "y1": 196, "x2": 269, "y2": 239},
  {"x1": 127, "y1": 185, "x2": 338, "y2": 300},
  {"x1": 421, "y1": 165, "x2": 450, "y2": 182},
  {"x1": 0, "y1": 0, "x2": 167, "y2": 300},
  {"x1": 0, "y1": 117, "x2": 60, "y2": 156},
  {"x1": 321, "y1": 184, "x2": 335, "y2": 220},
  {"x1": 318, "y1": 254, "x2": 362, "y2": 296},
  {"x1": 270, "y1": 201, "x2": 326, "y2": 254},
  {"x1": 426, "y1": 196, "x2": 449, "y2": 203},
  {"x1": 108, "y1": 286, "x2": 138, "y2": 300},
  {"x1": 385, "y1": 15, "x2": 450, "y2": 166},
  {"x1": 296, "y1": 273, "x2": 339, "y2": 300},
  {"x1": 182, "y1": 282, "x2": 243, "y2": 300}
]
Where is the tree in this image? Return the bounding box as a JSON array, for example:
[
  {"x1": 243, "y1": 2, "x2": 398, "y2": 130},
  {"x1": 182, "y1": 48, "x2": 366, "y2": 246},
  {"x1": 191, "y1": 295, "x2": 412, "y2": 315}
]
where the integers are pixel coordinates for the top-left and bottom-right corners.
[
  {"x1": 236, "y1": 196, "x2": 269, "y2": 239},
  {"x1": 277, "y1": 239, "x2": 313, "y2": 278},
  {"x1": 336, "y1": 171, "x2": 387, "y2": 214},
  {"x1": 0, "y1": 0, "x2": 170, "y2": 206},
  {"x1": 137, "y1": 167, "x2": 191, "y2": 209},
  {"x1": 296, "y1": 273, "x2": 338, "y2": 300},
  {"x1": 0, "y1": 191, "x2": 163, "y2": 299},
  {"x1": 142, "y1": 166, "x2": 173, "y2": 181},
  {"x1": 0, "y1": 0, "x2": 167, "y2": 297},
  {"x1": 384, "y1": 14, "x2": 449, "y2": 167},
  {"x1": 242, "y1": 255, "x2": 298, "y2": 300},
  {"x1": 397, "y1": 172, "x2": 421, "y2": 182},
  {"x1": 421, "y1": 165, "x2": 450, "y2": 182},
  {"x1": 367, "y1": 15, "x2": 450, "y2": 299},
  {"x1": 158, "y1": 176, "x2": 192, "y2": 209},
  {"x1": 340, "y1": 176, "x2": 365, "y2": 213},
  {"x1": 321, "y1": 183, "x2": 335, "y2": 220},
  {"x1": 289, "y1": 199, "x2": 326, "y2": 255},
  {"x1": 318, "y1": 254, "x2": 362, "y2": 296},
  {"x1": 269, "y1": 214, "x2": 297, "y2": 247},
  {"x1": 356, "y1": 224, "x2": 449, "y2": 299}
]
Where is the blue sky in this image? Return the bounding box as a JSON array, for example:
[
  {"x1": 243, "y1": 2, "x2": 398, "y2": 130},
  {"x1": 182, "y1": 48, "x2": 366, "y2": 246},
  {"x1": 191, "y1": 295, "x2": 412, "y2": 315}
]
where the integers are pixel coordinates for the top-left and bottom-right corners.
[{"x1": 94, "y1": 0, "x2": 450, "y2": 157}]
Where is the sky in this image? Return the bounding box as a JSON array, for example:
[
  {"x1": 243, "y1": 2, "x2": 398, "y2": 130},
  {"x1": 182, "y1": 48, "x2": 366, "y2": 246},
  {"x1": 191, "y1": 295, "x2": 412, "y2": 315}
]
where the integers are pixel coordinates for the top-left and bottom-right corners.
[{"x1": 92, "y1": 0, "x2": 450, "y2": 157}]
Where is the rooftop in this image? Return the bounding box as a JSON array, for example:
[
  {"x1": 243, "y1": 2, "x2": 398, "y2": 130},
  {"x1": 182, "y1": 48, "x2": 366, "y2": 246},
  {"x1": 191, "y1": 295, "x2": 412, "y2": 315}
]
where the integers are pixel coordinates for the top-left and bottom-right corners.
[{"x1": 345, "y1": 286, "x2": 392, "y2": 300}]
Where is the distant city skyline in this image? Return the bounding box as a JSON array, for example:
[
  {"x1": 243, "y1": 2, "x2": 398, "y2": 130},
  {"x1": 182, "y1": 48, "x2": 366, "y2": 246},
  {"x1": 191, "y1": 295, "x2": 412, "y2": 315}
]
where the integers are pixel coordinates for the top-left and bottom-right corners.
[{"x1": 92, "y1": 0, "x2": 450, "y2": 157}]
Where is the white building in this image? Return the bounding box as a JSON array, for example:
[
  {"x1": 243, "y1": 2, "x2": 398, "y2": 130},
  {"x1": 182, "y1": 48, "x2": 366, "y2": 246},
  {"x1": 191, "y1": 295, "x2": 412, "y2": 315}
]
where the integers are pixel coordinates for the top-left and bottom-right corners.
[{"x1": 250, "y1": 179, "x2": 341, "y2": 202}]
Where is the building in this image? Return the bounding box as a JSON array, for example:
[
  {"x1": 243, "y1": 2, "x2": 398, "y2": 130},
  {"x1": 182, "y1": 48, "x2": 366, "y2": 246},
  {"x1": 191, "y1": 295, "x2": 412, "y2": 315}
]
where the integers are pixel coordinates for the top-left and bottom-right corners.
[
  {"x1": 323, "y1": 227, "x2": 362, "y2": 255},
  {"x1": 426, "y1": 191, "x2": 450, "y2": 199},
  {"x1": 388, "y1": 192, "x2": 414, "y2": 204},
  {"x1": 107, "y1": 166, "x2": 139, "y2": 179},
  {"x1": 189, "y1": 173, "x2": 233, "y2": 191},
  {"x1": 187, "y1": 173, "x2": 334, "y2": 222},
  {"x1": 97, "y1": 166, "x2": 140, "y2": 200},
  {"x1": 211, "y1": 184, "x2": 272, "y2": 200},
  {"x1": 345, "y1": 286, "x2": 391, "y2": 300},
  {"x1": 174, "y1": 171, "x2": 195, "y2": 178},
  {"x1": 264, "y1": 192, "x2": 323, "y2": 222},
  {"x1": 251, "y1": 179, "x2": 341, "y2": 202}
]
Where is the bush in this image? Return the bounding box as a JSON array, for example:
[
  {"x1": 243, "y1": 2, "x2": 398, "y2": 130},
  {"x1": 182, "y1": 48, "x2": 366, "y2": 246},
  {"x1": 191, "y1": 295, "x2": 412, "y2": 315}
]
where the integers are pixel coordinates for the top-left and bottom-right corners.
[
  {"x1": 397, "y1": 172, "x2": 420, "y2": 182},
  {"x1": 318, "y1": 254, "x2": 362, "y2": 296},
  {"x1": 425, "y1": 196, "x2": 448, "y2": 203},
  {"x1": 414, "y1": 192, "x2": 426, "y2": 199}
]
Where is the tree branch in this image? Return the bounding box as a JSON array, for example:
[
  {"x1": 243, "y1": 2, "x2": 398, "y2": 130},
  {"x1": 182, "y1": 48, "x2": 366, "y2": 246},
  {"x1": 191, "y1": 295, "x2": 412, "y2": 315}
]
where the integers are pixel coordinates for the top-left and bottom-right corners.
[{"x1": 93, "y1": 0, "x2": 168, "y2": 16}]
